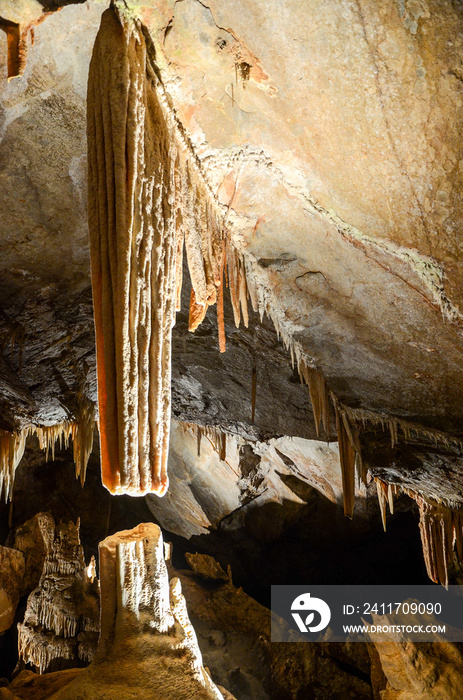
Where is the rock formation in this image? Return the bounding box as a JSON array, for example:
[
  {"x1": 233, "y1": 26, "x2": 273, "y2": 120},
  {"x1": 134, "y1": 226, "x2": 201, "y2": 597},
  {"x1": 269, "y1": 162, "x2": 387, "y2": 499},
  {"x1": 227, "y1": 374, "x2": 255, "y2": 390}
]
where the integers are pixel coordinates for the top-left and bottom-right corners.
[
  {"x1": 17, "y1": 513, "x2": 99, "y2": 674},
  {"x1": 0, "y1": 546, "x2": 24, "y2": 634},
  {"x1": 47, "y1": 523, "x2": 226, "y2": 699}
]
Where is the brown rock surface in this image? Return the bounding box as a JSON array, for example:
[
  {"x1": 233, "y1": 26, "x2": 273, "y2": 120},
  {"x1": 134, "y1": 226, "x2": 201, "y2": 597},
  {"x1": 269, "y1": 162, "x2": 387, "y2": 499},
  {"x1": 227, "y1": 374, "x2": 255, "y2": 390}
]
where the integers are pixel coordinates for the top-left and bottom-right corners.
[
  {"x1": 7, "y1": 512, "x2": 52, "y2": 593},
  {"x1": 173, "y1": 552, "x2": 373, "y2": 700},
  {"x1": 0, "y1": 546, "x2": 24, "y2": 634},
  {"x1": 372, "y1": 637, "x2": 463, "y2": 699}
]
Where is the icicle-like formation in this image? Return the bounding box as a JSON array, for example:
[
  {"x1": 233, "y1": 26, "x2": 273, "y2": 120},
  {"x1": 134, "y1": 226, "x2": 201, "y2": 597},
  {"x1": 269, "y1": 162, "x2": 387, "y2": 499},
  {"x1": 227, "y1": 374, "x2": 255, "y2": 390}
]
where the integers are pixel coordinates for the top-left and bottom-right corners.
[
  {"x1": 0, "y1": 414, "x2": 95, "y2": 503},
  {"x1": 298, "y1": 359, "x2": 330, "y2": 436},
  {"x1": 182, "y1": 421, "x2": 229, "y2": 463},
  {"x1": 345, "y1": 405, "x2": 463, "y2": 453},
  {"x1": 71, "y1": 398, "x2": 95, "y2": 487},
  {"x1": 17, "y1": 515, "x2": 100, "y2": 674},
  {"x1": 375, "y1": 477, "x2": 395, "y2": 531},
  {"x1": 416, "y1": 497, "x2": 456, "y2": 588},
  {"x1": 87, "y1": 6, "x2": 238, "y2": 496},
  {"x1": 332, "y1": 398, "x2": 357, "y2": 518},
  {"x1": 35, "y1": 423, "x2": 73, "y2": 462},
  {"x1": 18, "y1": 627, "x2": 76, "y2": 676},
  {"x1": 373, "y1": 478, "x2": 463, "y2": 586},
  {"x1": 0, "y1": 12, "x2": 54, "y2": 80},
  {"x1": 0, "y1": 427, "x2": 28, "y2": 502}
]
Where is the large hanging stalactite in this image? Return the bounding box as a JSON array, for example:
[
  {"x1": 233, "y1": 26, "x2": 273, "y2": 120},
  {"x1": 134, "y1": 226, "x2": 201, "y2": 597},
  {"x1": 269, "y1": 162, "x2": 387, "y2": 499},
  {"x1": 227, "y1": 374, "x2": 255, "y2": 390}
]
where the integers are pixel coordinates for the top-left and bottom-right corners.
[{"x1": 87, "y1": 6, "x2": 236, "y2": 496}]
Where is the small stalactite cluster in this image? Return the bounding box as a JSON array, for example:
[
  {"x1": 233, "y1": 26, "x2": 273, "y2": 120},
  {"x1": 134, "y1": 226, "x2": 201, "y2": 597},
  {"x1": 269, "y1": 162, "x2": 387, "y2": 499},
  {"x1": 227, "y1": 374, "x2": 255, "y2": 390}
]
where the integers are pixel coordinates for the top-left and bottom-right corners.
[
  {"x1": 0, "y1": 402, "x2": 95, "y2": 503},
  {"x1": 191, "y1": 423, "x2": 229, "y2": 463},
  {"x1": 87, "y1": 5, "x2": 252, "y2": 497},
  {"x1": 17, "y1": 514, "x2": 100, "y2": 674},
  {"x1": 296, "y1": 355, "x2": 362, "y2": 518},
  {"x1": 0, "y1": 428, "x2": 27, "y2": 504},
  {"x1": 373, "y1": 476, "x2": 463, "y2": 587},
  {"x1": 374, "y1": 477, "x2": 396, "y2": 532},
  {"x1": 416, "y1": 497, "x2": 463, "y2": 588}
]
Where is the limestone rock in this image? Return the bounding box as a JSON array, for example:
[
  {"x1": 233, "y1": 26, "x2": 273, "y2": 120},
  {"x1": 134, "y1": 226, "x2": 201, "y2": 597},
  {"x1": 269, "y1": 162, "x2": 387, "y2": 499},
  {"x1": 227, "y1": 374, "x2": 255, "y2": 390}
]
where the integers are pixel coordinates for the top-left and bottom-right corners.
[
  {"x1": 7, "y1": 513, "x2": 52, "y2": 593},
  {"x1": 50, "y1": 523, "x2": 225, "y2": 699},
  {"x1": 175, "y1": 554, "x2": 373, "y2": 700},
  {"x1": 372, "y1": 637, "x2": 463, "y2": 700},
  {"x1": 185, "y1": 553, "x2": 231, "y2": 583},
  {"x1": 0, "y1": 546, "x2": 25, "y2": 634},
  {"x1": 0, "y1": 668, "x2": 82, "y2": 700},
  {"x1": 17, "y1": 514, "x2": 99, "y2": 673}
]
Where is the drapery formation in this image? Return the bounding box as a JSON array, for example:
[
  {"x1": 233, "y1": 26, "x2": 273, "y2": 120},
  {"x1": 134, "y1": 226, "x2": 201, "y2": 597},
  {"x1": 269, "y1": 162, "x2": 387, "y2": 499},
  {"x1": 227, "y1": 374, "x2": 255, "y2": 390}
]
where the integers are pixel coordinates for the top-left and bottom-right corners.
[{"x1": 87, "y1": 7, "x2": 244, "y2": 495}]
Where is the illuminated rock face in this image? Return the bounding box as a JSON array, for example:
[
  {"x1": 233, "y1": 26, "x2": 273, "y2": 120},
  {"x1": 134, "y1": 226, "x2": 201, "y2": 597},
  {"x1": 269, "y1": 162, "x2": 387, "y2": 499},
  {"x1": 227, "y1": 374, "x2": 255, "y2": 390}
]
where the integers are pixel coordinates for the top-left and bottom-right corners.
[
  {"x1": 51, "y1": 523, "x2": 225, "y2": 700},
  {"x1": 370, "y1": 633, "x2": 463, "y2": 700}
]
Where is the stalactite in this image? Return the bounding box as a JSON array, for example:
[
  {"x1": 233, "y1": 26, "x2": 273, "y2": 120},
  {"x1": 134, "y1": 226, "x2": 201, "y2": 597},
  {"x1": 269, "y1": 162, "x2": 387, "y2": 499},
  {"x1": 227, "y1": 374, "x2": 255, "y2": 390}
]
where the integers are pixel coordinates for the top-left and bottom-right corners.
[
  {"x1": 0, "y1": 12, "x2": 54, "y2": 80},
  {"x1": 85, "y1": 3, "x2": 463, "y2": 519},
  {"x1": 373, "y1": 477, "x2": 463, "y2": 587},
  {"x1": 0, "y1": 21, "x2": 21, "y2": 79},
  {"x1": 375, "y1": 478, "x2": 390, "y2": 531},
  {"x1": 333, "y1": 399, "x2": 357, "y2": 519},
  {"x1": 0, "y1": 413, "x2": 95, "y2": 503},
  {"x1": 298, "y1": 359, "x2": 330, "y2": 437},
  {"x1": 181, "y1": 421, "x2": 230, "y2": 463},
  {"x1": 87, "y1": 6, "x2": 237, "y2": 497},
  {"x1": 345, "y1": 405, "x2": 463, "y2": 453},
  {"x1": 416, "y1": 497, "x2": 455, "y2": 588},
  {"x1": 0, "y1": 427, "x2": 28, "y2": 503},
  {"x1": 71, "y1": 398, "x2": 95, "y2": 487},
  {"x1": 251, "y1": 356, "x2": 257, "y2": 423}
]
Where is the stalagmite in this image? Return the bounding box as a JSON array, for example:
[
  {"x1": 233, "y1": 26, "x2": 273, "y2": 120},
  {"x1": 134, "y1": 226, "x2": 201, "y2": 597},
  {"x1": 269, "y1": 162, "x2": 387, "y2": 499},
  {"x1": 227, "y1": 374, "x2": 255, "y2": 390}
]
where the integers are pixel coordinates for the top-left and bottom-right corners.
[
  {"x1": 87, "y1": 5, "x2": 237, "y2": 497},
  {"x1": 50, "y1": 523, "x2": 224, "y2": 699},
  {"x1": 17, "y1": 514, "x2": 99, "y2": 674}
]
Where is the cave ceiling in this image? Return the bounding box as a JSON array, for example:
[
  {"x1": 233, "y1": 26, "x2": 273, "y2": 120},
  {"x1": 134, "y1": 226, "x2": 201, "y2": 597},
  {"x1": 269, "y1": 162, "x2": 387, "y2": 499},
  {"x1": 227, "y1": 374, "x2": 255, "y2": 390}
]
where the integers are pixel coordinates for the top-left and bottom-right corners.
[{"x1": 2, "y1": 0, "x2": 463, "y2": 437}]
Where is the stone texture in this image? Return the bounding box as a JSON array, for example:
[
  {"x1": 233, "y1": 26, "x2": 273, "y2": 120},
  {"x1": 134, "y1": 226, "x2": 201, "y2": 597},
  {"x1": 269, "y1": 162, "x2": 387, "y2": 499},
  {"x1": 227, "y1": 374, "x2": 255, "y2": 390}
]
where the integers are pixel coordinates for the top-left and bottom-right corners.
[
  {"x1": 7, "y1": 512, "x2": 55, "y2": 593},
  {"x1": 146, "y1": 422, "x2": 368, "y2": 539},
  {"x1": 371, "y1": 636, "x2": 463, "y2": 700},
  {"x1": 172, "y1": 553, "x2": 374, "y2": 700},
  {"x1": 0, "y1": 546, "x2": 24, "y2": 634},
  {"x1": 17, "y1": 513, "x2": 99, "y2": 673}
]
